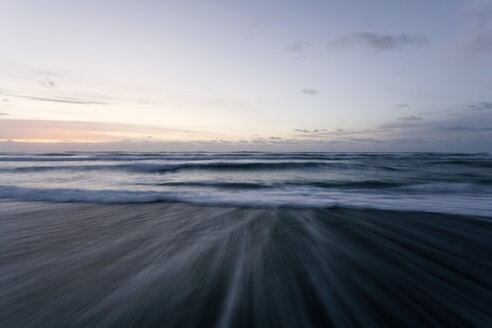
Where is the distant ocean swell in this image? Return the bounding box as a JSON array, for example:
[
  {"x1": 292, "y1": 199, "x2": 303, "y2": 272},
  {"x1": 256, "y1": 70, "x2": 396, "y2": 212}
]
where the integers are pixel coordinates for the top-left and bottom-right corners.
[{"x1": 0, "y1": 161, "x2": 347, "y2": 173}]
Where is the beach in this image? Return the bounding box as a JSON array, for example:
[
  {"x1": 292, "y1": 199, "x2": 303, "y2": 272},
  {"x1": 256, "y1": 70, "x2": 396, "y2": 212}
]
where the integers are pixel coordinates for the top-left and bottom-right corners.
[{"x1": 1, "y1": 201, "x2": 490, "y2": 327}]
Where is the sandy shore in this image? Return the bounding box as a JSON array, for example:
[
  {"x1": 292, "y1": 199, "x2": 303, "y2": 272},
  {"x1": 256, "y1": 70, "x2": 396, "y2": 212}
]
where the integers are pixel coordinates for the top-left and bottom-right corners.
[{"x1": 1, "y1": 201, "x2": 491, "y2": 327}]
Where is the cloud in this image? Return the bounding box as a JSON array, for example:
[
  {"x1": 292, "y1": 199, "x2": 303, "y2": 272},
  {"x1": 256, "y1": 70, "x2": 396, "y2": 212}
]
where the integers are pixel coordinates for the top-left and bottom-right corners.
[
  {"x1": 349, "y1": 137, "x2": 385, "y2": 144},
  {"x1": 295, "y1": 128, "x2": 318, "y2": 133},
  {"x1": 1, "y1": 116, "x2": 491, "y2": 152},
  {"x1": 288, "y1": 105, "x2": 492, "y2": 150},
  {"x1": 16, "y1": 95, "x2": 108, "y2": 105},
  {"x1": 2, "y1": 98, "x2": 8, "y2": 102},
  {"x1": 440, "y1": 126, "x2": 492, "y2": 132},
  {"x1": 457, "y1": 2, "x2": 492, "y2": 58},
  {"x1": 399, "y1": 115, "x2": 423, "y2": 121},
  {"x1": 0, "y1": 92, "x2": 109, "y2": 105},
  {"x1": 300, "y1": 88, "x2": 318, "y2": 95},
  {"x1": 285, "y1": 40, "x2": 310, "y2": 58},
  {"x1": 40, "y1": 78, "x2": 56, "y2": 88},
  {"x1": 294, "y1": 128, "x2": 344, "y2": 136},
  {"x1": 329, "y1": 32, "x2": 428, "y2": 51},
  {"x1": 395, "y1": 103, "x2": 410, "y2": 110},
  {"x1": 0, "y1": 112, "x2": 9, "y2": 116},
  {"x1": 466, "y1": 102, "x2": 492, "y2": 111},
  {"x1": 440, "y1": 126, "x2": 475, "y2": 131}
]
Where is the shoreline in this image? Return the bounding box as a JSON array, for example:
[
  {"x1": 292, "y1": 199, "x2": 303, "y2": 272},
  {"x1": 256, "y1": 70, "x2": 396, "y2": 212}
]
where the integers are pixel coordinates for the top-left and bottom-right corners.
[{"x1": 1, "y1": 199, "x2": 491, "y2": 218}]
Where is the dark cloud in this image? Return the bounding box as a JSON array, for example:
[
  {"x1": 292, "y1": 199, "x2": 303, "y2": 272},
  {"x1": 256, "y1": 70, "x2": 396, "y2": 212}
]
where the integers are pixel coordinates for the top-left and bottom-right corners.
[
  {"x1": 2, "y1": 98, "x2": 8, "y2": 102},
  {"x1": 395, "y1": 103, "x2": 410, "y2": 110},
  {"x1": 295, "y1": 128, "x2": 311, "y2": 133},
  {"x1": 329, "y1": 32, "x2": 428, "y2": 51},
  {"x1": 285, "y1": 40, "x2": 310, "y2": 58},
  {"x1": 440, "y1": 126, "x2": 492, "y2": 132},
  {"x1": 301, "y1": 88, "x2": 318, "y2": 95},
  {"x1": 0, "y1": 112, "x2": 9, "y2": 116},
  {"x1": 466, "y1": 102, "x2": 492, "y2": 111},
  {"x1": 399, "y1": 115, "x2": 423, "y2": 121},
  {"x1": 441, "y1": 126, "x2": 475, "y2": 131},
  {"x1": 270, "y1": 136, "x2": 282, "y2": 140},
  {"x1": 40, "y1": 78, "x2": 56, "y2": 88},
  {"x1": 350, "y1": 137, "x2": 385, "y2": 144}
]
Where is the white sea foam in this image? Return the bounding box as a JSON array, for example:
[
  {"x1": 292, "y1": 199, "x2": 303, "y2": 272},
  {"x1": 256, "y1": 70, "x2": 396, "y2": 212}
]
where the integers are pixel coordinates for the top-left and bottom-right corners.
[{"x1": 0, "y1": 185, "x2": 490, "y2": 217}]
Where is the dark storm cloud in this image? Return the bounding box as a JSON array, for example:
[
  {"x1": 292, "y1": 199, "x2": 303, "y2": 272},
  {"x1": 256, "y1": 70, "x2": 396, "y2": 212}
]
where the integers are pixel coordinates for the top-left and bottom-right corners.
[
  {"x1": 329, "y1": 32, "x2": 428, "y2": 51},
  {"x1": 466, "y1": 102, "x2": 492, "y2": 111},
  {"x1": 399, "y1": 116, "x2": 423, "y2": 121},
  {"x1": 301, "y1": 88, "x2": 318, "y2": 95}
]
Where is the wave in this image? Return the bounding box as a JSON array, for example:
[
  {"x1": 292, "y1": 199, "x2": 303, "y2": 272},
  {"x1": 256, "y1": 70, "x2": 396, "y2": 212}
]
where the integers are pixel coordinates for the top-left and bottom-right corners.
[
  {"x1": 0, "y1": 161, "x2": 351, "y2": 173},
  {"x1": 6, "y1": 159, "x2": 490, "y2": 175},
  {"x1": 140, "y1": 180, "x2": 406, "y2": 189},
  {"x1": 0, "y1": 185, "x2": 490, "y2": 217},
  {"x1": 428, "y1": 160, "x2": 492, "y2": 168},
  {"x1": 0, "y1": 152, "x2": 489, "y2": 163}
]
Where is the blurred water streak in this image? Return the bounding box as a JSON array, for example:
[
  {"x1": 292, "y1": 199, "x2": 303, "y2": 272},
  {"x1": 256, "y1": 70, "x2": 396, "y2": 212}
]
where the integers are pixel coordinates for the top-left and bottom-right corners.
[{"x1": 1, "y1": 202, "x2": 491, "y2": 327}]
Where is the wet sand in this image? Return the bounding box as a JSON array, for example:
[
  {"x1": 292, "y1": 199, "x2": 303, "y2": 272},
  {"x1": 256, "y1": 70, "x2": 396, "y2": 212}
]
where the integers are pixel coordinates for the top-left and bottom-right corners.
[{"x1": 0, "y1": 201, "x2": 491, "y2": 327}]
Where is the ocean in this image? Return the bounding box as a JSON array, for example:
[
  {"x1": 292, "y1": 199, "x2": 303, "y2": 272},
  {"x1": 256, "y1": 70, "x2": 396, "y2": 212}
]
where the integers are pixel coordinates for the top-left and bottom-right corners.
[
  {"x1": 0, "y1": 152, "x2": 491, "y2": 327},
  {"x1": 0, "y1": 152, "x2": 491, "y2": 216}
]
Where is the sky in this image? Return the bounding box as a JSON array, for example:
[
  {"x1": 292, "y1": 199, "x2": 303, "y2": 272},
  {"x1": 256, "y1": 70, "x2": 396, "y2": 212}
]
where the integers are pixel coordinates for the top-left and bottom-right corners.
[{"x1": 0, "y1": 0, "x2": 491, "y2": 152}]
